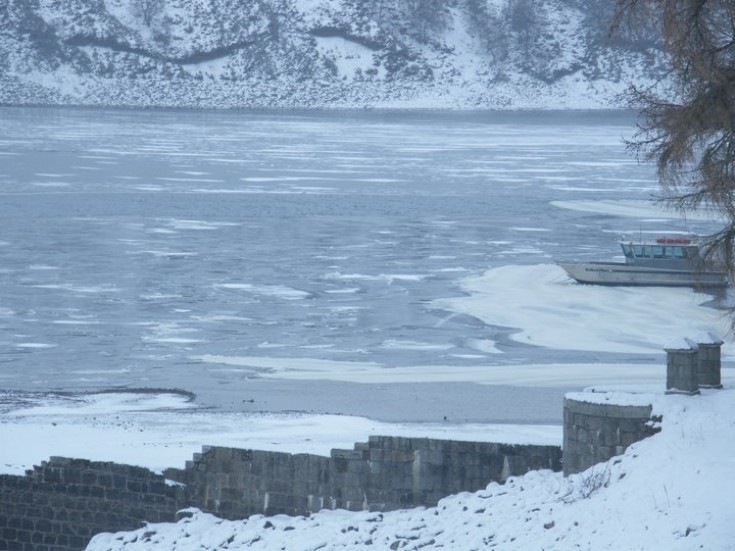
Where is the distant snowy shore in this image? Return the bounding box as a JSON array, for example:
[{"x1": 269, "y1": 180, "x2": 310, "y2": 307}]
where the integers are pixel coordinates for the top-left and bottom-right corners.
[
  {"x1": 0, "y1": 0, "x2": 663, "y2": 110},
  {"x1": 0, "y1": 68, "x2": 633, "y2": 111}
]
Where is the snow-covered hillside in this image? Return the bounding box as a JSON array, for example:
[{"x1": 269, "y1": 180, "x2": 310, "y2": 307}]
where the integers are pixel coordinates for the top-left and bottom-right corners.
[
  {"x1": 0, "y1": 0, "x2": 665, "y2": 109},
  {"x1": 85, "y1": 388, "x2": 735, "y2": 551}
]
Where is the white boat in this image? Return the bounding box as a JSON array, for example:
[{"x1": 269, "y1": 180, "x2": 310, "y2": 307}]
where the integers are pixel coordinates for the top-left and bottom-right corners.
[{"x1": 558, "y1": 237, "x2": 729, "y2": 287}]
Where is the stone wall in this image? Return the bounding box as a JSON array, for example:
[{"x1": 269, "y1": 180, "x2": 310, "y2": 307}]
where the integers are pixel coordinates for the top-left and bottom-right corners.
[
  {"x1": 166, "y1": 437, "x2": 562, "y2": 520},
  {"x1": 0, "y1": 437, "x2": 561, "y2": 550},
  {"x1": 562, "y1": 398, "x2": 661, "y2": 476},
  {"x1": 163, "y1": 447, "x2": 333, "y2": 520},
  {"x1": 0, "y1": 457, "x2": 185, "y2": 551},
  {"x1": 357, "y1": 436, "x2": 560, "y2": 514}
]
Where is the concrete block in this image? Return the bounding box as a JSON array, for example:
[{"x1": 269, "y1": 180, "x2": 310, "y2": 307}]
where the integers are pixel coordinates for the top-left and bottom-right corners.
[
  {"x1": 697, "y1": 340, "x2": 723, "y2": 388},
  {"x1": 576, "y1": 428, "x2": 587, "y2": 444},
  {"x1": 331, "y1": 449, "x2": 363, "y2": 461},
  {"x1": 414, "y1": 476, "x2": 435, "y2": 492},
  {"x1": 666, "y1": 345, "x2": 700, "y2": 394}
]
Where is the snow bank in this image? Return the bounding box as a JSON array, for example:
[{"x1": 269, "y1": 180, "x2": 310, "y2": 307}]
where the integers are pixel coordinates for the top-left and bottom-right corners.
[{"x1": 85, "y1": 388, "x2": 735, "y2": 550}]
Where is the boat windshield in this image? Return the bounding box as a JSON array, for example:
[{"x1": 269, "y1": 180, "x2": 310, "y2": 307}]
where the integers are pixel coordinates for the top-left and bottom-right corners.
[{"x1": 622, "y1": 244, "x2": 688, "y2": 259}]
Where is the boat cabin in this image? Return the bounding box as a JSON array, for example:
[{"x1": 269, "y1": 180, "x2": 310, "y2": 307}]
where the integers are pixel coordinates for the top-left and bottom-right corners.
[{"x1": 620, "y1": 238, "x2": 700, "y2": 269}]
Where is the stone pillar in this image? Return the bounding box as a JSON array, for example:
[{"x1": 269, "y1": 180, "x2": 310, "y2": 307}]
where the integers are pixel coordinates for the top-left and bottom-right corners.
[
  {"x1": 696, "y1": 332, "x2": 724, "y2": 389},
  {"x1": 562, "y1": 397, "x2": 657, "y2": 476},
  {"x1": 664, "y1": 338, "x2": 700, "y2": 395}
]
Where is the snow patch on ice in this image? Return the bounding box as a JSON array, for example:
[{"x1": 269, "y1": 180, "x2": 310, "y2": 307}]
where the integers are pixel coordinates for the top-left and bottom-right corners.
[{"x1": 436, "y1": 264, "x2": 731, "y2": 355}]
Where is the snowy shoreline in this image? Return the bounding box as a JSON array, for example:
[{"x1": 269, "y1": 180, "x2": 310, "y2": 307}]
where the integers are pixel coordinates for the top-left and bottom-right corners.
[
  {"x1": 67, "y1": 386, "x2": 735, "y2": 551},
  {"x1": 0, "y1": 389, "x2": 563, "y2": 477}
]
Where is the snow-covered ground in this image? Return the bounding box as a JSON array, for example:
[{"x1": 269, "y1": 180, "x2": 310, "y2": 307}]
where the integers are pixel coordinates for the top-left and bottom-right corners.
[
  {"x1": 75, "y1": 388, "x2": 734, "y2": 550},
  {"x1": 2, "y1": 379, "x2": 734, "y2": 549}
]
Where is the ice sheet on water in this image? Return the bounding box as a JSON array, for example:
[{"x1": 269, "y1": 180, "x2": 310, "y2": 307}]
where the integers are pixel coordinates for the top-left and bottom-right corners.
[
  {"x1": 553, "y1": 199, "x2": 723, "y2": 221},
  {"x1": 215, "y1": 283, "x2": 311, "y2": 300},
  {"x1": 0, "y1": 108, "x2": 730, "y2": 396},
  {"x1": 436, "y1": 264, "x2": 731, "y2": 355}
]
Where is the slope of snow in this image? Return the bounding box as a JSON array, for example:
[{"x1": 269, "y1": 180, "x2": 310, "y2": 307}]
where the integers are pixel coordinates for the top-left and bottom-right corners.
[
  {"x1": 84, "y1": 388, "x2": 735, "y2": 550},
  {"x1": 0, "y1": 0, "x2": 665, "y2": 109},
  {"x1": 313, "y1": 36, "x2": 378, "y2": 79}
]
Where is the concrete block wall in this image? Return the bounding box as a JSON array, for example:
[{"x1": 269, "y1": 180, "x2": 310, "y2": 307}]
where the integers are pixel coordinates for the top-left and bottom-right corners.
[
  {"x1": 165, "y1": 437, "x2": 563, "y2": 519},
  {"x1": 0, "y1": 437, "x2": 561, "y2": 549},
  {"x1": 164, "y1": 446, "x2": 333, "y2": 519},
  {"x1": 562, "y1": 398, "x2": 661, "y2": 476},
  {"x1": 0, "y1": 457, "x2": 184, "y2": 551},
  {"x1": 360, "y1": 436, "x2": 561, "y2": 512},
  {"x1": 328, "y1": 444, "x2": 371, "y2": 511}
]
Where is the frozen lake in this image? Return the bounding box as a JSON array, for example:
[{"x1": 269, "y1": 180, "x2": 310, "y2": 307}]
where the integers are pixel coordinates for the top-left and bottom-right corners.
[{"x1": 0, "y1": 107, "x2": 728, "y2": 423}]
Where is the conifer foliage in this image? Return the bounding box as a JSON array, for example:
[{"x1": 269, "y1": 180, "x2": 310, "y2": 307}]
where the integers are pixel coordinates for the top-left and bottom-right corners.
[{"x1": 616, "y1": 0, "x2": 735, "y2": 273}]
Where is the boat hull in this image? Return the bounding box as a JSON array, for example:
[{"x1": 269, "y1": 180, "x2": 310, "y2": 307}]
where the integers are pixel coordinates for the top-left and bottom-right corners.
[{"x1": 558, "y1": 262, "x2": 729, "y2": 287}]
